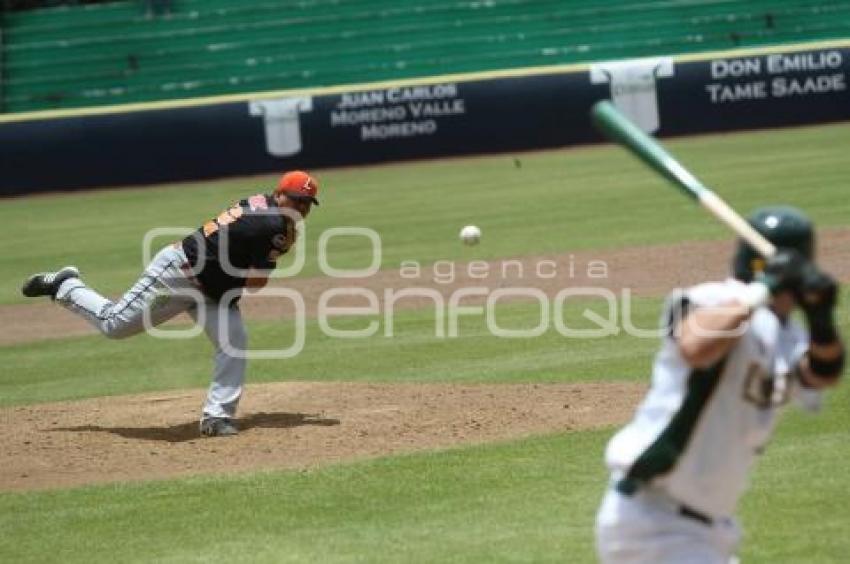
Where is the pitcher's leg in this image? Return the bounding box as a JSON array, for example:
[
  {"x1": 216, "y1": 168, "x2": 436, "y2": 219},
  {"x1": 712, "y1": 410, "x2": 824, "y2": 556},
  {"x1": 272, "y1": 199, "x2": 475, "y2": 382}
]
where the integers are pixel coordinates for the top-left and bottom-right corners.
[
  {"x1": 195, "y1": 302, "x2": 247, "y2": 421},
  {"x1": 54, "y1": 247, "x2": 198, "y2": 339},
  {"x1": 54, "y1": 278, "x2": 114, "y2": 329}
]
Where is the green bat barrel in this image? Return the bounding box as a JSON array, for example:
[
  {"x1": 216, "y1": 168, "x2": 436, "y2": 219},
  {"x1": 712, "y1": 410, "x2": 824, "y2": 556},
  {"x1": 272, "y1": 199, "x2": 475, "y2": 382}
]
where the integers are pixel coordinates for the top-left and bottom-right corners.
[{"x1": 590, "y1": 100, "x2": 705, "y2": 201}]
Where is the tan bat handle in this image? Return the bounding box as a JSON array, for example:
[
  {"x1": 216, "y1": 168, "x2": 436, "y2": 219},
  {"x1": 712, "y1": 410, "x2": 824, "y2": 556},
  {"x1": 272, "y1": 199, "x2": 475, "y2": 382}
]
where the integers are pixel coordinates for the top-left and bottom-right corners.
[{"x1": 700, "y1": 191, "x2": 777, "y2": 258}]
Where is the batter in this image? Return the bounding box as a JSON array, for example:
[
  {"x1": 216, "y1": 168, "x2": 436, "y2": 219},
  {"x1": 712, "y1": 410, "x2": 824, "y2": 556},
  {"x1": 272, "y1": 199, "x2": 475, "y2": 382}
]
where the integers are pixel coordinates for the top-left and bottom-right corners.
[{"x1": 596, "y1": 206, "x2": 844, "y2": 563}]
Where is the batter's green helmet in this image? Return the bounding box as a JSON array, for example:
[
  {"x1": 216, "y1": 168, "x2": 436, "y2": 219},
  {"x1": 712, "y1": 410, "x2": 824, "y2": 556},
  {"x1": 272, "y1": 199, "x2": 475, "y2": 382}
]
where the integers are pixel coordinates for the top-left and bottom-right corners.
[{"x1": 733, "y1": 206, "x2": 815, "y2": 282}]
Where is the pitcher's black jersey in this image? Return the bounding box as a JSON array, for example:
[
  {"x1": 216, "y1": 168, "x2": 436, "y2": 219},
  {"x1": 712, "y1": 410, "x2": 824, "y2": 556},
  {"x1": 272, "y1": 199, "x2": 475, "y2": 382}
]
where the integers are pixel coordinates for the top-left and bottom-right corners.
[{"x1": 182, "y1": 194, "x2": 295, "y2": 301}]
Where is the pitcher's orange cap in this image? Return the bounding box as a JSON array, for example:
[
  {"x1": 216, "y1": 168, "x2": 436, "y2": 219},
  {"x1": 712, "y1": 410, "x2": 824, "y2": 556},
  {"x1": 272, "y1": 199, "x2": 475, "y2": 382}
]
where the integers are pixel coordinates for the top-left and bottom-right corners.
[{"x1": 276, "y1": 170, "x2": 319, "y2": 205}]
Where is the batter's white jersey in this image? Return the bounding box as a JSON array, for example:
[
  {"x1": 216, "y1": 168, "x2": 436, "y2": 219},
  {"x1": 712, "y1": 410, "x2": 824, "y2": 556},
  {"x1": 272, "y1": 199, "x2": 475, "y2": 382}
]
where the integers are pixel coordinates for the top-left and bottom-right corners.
[{"x1": 606, "y1": 278, "x2": 822, "y2": 518}]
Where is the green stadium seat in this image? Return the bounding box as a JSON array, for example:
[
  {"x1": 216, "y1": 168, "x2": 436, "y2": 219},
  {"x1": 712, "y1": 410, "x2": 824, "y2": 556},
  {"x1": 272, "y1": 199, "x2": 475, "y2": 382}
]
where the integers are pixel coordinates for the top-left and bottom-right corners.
[{"x1": 1, "y1": 0, "x2": 849, "y2": 112}]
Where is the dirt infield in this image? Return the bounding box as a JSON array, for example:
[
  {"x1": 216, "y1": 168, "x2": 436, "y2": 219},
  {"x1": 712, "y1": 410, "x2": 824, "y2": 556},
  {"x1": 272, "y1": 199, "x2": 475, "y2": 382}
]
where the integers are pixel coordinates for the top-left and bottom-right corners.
[
  {"x1": 0, "y1": 380, "x2": 645, "y2": 492},
  {"x1": 5, "y1": 227, "x2": 850, "y2": 346}
]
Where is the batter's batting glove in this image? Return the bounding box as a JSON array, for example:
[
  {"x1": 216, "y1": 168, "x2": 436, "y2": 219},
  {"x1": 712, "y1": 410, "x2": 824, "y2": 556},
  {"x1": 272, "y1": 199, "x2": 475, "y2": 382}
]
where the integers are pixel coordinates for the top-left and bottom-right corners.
[
  {"x1": 798, "y1": 262, "x2": 838, "y2": 310},
  {"x1": 759, "y1": 249, "x2": 806, "y2": 295},
  {"x1": 797, "y1": 263, "x2": 840, "y2": 345}
]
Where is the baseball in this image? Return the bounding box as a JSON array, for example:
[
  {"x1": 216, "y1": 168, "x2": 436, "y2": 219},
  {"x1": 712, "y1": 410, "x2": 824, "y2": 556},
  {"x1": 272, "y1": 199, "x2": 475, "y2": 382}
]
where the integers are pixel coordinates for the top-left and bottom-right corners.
[{"x1": 460, "y1": 225, "x2": 481, "y2": 245}]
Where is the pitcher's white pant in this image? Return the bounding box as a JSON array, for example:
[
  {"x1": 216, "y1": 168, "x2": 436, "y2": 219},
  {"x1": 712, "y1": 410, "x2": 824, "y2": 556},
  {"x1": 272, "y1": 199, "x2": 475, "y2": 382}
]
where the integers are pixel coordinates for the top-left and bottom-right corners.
[
  {"x1": 595, "y1": 488, "x2": 741, "y2": 564},
  {"x1": 55, "y1": 245, "x2": 246, "y2": 420}
]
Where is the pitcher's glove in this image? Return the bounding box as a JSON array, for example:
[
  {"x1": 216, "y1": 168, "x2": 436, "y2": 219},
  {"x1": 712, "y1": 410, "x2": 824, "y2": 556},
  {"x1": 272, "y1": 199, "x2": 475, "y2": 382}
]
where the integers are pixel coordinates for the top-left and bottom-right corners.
[{"x1": 268, "y1": 217, "x2": 298, "y2": 262}]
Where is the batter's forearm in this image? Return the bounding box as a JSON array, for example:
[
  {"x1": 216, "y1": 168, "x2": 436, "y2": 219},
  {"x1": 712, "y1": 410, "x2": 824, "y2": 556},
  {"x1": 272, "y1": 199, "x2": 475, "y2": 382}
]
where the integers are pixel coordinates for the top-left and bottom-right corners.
[
  {"x1": 678, "y1": 305, "x2": 752, "y2": 368},
  {"x1": 799, "y1": 277, "x2": 843, "y2": 387}
]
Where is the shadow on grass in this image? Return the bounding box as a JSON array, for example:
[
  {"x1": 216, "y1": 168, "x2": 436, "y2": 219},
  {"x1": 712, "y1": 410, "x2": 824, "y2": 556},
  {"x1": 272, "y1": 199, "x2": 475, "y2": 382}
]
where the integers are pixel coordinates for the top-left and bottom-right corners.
[{"x1": 51, "y1": 412, "x2": 340, "y2": 443}]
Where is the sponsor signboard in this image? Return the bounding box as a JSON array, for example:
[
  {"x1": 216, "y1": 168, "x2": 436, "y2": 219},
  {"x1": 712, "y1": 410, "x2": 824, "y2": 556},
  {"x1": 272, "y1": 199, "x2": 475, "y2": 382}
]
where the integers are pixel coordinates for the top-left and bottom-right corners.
[{"x1": 1, "y1": 43, "x2": 847, "y2": 194}]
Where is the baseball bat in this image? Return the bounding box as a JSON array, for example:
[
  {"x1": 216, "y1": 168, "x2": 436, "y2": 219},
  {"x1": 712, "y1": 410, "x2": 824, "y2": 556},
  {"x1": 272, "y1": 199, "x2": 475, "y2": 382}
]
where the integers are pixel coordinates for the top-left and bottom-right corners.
[{"x1": 590, "y1": 100, "x2": 776, "y2": 258}]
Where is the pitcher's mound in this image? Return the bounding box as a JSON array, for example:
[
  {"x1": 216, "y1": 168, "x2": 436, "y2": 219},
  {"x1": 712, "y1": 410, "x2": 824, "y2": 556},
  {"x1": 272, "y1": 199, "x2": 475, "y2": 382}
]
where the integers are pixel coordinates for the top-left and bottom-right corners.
[{"x1": 1, "y1": 380, "x2": 644, "y2": 491}]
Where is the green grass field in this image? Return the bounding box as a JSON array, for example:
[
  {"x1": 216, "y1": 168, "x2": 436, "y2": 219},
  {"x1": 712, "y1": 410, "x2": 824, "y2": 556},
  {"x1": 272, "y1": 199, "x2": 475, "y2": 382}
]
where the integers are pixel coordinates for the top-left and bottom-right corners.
[
  {"x1": 1, "y1": 404, "x2": 847, "y2": 563},
  {"x1": 2, "y1": 122, "x2": 850, "y2": 563},
  {"x1": 3, "y1": 122, "x2": 850, "y2": 305}
]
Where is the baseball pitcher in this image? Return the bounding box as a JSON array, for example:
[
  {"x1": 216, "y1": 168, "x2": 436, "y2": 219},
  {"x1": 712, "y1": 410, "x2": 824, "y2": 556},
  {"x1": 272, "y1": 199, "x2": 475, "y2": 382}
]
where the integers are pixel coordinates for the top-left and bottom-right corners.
[
  {"x1": 596, "y1": 206, "x2": 844, "y2": 563},
  {"x1": 21, "y1": 170, "x2": 320, "y2": 437}
]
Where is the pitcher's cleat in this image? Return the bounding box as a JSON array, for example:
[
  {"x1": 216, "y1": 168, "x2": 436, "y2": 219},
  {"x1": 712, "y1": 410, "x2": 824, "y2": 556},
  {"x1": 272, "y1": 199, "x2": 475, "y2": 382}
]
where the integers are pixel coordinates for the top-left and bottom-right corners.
[
  {"x1": 200, "y1": 417, "x2": 238, "y2": 437},
  {"x1": 21, "y1": 266, "x2": 80, "y2": 298}
]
